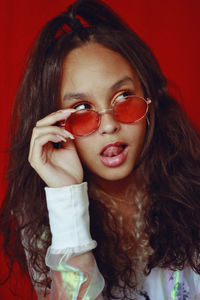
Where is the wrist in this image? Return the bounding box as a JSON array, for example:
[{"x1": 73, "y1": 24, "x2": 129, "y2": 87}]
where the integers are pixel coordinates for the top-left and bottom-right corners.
[{"x1": 45, "y1": 176, "x2": 83, "y2": 188}]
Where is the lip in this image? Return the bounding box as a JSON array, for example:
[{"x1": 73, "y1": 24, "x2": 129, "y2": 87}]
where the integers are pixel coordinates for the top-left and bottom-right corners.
[
  {"x1": 100, "y1": 141, "x2": 129, "y2": 167},
  {"x1": 100, "y1": 141, "x2": 128, "y2": 155}
]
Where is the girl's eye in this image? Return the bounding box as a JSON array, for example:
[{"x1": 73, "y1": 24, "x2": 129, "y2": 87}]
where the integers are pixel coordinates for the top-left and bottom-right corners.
[
  {"x1": 73, "y1": 102, "x2": 92, "y2": 111},
  {"x1": 114, "y1": 91, "x2": 134, "y2": 103}
]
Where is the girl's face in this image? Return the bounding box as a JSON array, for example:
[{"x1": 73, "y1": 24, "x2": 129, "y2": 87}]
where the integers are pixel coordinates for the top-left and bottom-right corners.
[{"x1": 60, "y1": 43, "x2": 147, "y2": 182}]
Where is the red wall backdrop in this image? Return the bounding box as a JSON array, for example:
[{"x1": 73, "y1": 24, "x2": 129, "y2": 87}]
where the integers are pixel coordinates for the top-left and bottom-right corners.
[{"x1": 0, "y1": 0, "x2": 200, "y2": 298}]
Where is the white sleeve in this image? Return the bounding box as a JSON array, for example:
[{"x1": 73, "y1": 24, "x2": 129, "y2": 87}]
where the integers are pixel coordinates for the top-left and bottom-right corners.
[
  {"x1": 37, "y1": 182, "x2": 105, "y2": 300},
  {"x1": 45, "y1": 182, "x2": 95, "y2": 250}
]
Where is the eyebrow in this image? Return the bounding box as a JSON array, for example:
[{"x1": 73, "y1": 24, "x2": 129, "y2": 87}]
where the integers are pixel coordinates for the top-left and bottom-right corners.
[
  {"x1": 110, "y1": 76, "x2": 135, "y2": 93},
  {"x1": 62, "y1": 76, "x2": 135, "y2": 102}
]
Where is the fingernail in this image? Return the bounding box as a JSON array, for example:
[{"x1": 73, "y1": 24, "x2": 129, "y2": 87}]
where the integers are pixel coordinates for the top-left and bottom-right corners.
[
  {"x1": 58, "y1": 109, "x2": 76, "y2": 114},
  {"x1": 61, "y1": 129, "x2": 75, "y2": 139},
  {"x1": 69, "y1": 134, "x2": 75, "y2": 140},
  {"x1": 67, "y1": 132, "x2": 75, "y2": 140},
  {"x1": 56, "y1": 135, "x2": 67, "y2": 142}
]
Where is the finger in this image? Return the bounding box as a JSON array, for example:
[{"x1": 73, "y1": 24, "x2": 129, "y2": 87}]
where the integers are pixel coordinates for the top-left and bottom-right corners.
[
  {"x1": 29, "y1": 126, "x2": 75, "y2": 160},
  {"x1": 31, "y1": 125, "x2": 74, "y2": 140},
  {"x1": 29, "y1": 133, "x2": 68, "y2": 167},
  {"x1": 36, "y1": 109, "x2": 76, "y2": 127},
  {"x1": 61, "y1": 136, "x2": 76, "y2": 150},
  {"x1": 29, "y1": 126, "x2": 74, "y2": 161},
  {"x1": 29, "y1": 125, "x2": 74, "y2": 157}
]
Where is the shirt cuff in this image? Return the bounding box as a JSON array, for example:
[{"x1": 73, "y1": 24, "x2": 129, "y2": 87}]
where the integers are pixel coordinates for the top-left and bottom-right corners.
[{"x1": 45, "y1": 182, "x2": 93, "y2": 250}]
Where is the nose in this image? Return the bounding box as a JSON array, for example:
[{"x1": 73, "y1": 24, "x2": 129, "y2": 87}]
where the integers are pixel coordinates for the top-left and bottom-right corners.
[{"x1": 98, "y1": 111, "x2": 120, "y2": 135}]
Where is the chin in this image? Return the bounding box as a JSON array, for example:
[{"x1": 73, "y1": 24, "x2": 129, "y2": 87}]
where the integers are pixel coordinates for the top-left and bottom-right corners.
[{"x1": 96, "y1": 166, "x2": 134, "y2": 182}]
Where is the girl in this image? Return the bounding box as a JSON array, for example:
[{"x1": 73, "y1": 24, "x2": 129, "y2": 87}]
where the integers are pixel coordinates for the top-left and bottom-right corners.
[{"x1": 1, "y1": 0, "x2": 200, "y2": 299}]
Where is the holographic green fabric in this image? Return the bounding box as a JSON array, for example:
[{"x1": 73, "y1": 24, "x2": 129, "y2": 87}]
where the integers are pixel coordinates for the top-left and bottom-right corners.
[
  {"x1": 56, "y1": 260, "x2": 88, "y2": 299},
  {"x1": 171, "y1": 270, "x2": 180, "y2": 299},
  {"x1": 45, "y1": 250, "x2": 104, "y2": 300}
]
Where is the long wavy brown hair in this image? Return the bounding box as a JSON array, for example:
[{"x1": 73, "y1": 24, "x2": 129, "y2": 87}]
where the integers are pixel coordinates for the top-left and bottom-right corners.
[{"x1": 1, "y1": 0, "x2": 200, "y2": 299}]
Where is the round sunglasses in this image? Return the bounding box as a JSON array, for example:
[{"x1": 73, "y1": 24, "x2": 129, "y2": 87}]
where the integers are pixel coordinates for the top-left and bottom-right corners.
[{"x1": 64, "y1": 95, "x2": 151, "y2": 137}]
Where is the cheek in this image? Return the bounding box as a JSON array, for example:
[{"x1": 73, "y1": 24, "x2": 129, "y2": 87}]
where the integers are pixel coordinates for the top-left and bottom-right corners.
[
  {"x1": 127, "y1": 123, "x2": 147, "y2": 161},
  {"x1": 126, "y1": 120, "x2": 147, "y2": 144},
  {"x1": 74, "y1": 138, "x2": 95, "y2": 163}
]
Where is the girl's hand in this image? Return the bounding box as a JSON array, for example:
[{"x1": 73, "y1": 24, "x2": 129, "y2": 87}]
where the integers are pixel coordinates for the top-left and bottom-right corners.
[{"x1": 28, "y1": 109, "x2": 84, "y2": 187}]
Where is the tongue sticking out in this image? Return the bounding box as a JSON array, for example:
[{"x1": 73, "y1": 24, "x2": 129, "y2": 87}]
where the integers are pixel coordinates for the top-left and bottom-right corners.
[{"x1": 101, "y1": 145, "x2": 124, "y2": 157}]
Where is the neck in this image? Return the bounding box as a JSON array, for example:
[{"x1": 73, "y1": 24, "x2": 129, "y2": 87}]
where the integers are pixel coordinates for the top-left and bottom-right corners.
[
  {"x1": 88, "y1": 170, "x2": 143, "y2": 233},
  {"x1": 87, "y1": 170, "x2": 139, "y2": 202}
]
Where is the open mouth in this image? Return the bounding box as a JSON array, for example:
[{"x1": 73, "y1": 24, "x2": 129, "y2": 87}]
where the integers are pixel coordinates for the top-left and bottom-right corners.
[
  {"x1": 100, "y1": 142, "x2": 128, "y2": 167},
  {"x1": 101, "y1": 144, "x2": 127, "y2": 157}
]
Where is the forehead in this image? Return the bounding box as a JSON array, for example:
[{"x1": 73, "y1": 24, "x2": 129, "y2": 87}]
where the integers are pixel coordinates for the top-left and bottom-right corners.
[{"x1": 60, "y1": 42, "x2": 142, "y2": 97}]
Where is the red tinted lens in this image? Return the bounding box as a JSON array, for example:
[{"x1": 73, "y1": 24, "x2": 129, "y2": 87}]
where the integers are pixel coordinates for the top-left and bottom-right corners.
[
  {"x1": 65, "y1": 110, "x2": 99, "y2": 136},
  {"x1": 114, "y1": 96, "x2": 147, "y2": 123}
]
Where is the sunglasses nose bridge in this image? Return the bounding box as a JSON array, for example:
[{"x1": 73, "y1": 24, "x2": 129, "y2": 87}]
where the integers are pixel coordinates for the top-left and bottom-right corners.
[
  {"x1": 98, "y1": 107, "x2": 113, "y2": 115},
  {"x1": 97, "y1": 107, "x2": 120, "y2": 135}
]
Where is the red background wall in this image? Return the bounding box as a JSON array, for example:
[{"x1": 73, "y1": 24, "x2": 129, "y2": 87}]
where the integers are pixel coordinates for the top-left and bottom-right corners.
[{"x1": 0, "y1": 0, "x2": 200, "y2": 298}]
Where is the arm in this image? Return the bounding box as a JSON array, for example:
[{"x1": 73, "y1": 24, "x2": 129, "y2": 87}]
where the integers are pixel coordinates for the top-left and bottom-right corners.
[
  {"x1": 28, "y1": 110, "x2": 105, "y2": 299},
  {"x1": 40, "y1": 183, "x2": 104, "y2": 299}
]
